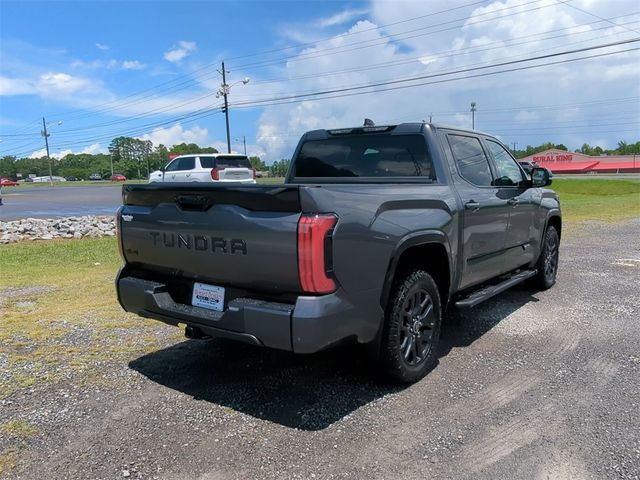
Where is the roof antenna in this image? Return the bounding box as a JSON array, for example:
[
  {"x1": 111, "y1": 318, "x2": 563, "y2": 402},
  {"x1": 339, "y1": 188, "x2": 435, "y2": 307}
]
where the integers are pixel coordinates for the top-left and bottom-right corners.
[{"x1": 363, "y1": 118, "x2": 375, "y2": 127}]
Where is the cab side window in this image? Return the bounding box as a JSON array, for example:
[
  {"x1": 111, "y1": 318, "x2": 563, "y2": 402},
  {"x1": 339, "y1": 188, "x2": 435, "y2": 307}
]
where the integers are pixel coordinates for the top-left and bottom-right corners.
[
  {"x1": 448, "y1": 134, "x2": 493, "y2": 186},
  {"x1": 178, "y1": 157, "x2": 195, "y2": 171},
  {"x1": 486, "y1": 140, "x2": 525, "y2": 187},
  {"x1": 164, "y1": 159, "x2": 180, "y2": 172}
]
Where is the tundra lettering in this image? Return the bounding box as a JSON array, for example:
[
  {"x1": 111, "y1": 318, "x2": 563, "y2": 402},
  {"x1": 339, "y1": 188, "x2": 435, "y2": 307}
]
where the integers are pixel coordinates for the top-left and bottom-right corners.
[{"x1": 149, "y1": 231, "x2": 247, "y2": 254}]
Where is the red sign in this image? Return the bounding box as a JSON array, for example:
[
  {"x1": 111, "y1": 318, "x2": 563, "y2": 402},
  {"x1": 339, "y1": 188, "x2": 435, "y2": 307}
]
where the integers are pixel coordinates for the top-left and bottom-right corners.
[
  {"x1": 168, "y1": 153, "x2": 179, "y2": 160},
  {"x1": 532, "y1": 153, "x2": 573, "y2": 163}
]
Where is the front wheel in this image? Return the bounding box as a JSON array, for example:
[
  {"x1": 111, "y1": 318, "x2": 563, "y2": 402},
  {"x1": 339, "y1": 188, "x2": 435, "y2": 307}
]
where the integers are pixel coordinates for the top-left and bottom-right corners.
[
  {"x1": 379, "y1": 270, "x2": 442, "y2": 383},
  {"x1": 531, "y1": 225, "x2": 559, "y2": 290}
]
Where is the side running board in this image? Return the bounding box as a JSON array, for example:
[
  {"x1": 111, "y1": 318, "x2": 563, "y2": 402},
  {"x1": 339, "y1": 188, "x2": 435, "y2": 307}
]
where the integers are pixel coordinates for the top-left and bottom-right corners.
[{"x1": 455, "y1": 270, "x2": 537, "y2": 309}]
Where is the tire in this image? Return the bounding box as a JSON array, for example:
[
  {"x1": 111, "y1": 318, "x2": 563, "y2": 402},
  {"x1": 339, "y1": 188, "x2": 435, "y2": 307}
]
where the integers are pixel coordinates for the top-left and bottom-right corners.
[
  {"x1": 531, "y1": 225, "x2": 560, "y2": 290},
  {"x1": 379, "y1": 270, "x2": 442, "y2": 383}
]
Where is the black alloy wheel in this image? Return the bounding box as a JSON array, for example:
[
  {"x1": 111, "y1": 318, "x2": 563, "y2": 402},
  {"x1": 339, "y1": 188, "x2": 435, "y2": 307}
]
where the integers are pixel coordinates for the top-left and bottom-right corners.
[
  {"x1": 531, "y1": 225, "x2": 560, "y2": 290},
  {"x1": 399, "y1": 287, "x2": 436, "y2": 366},
  {"x1": 380, "y1": 270, "x2": 442, "y2": 383}
]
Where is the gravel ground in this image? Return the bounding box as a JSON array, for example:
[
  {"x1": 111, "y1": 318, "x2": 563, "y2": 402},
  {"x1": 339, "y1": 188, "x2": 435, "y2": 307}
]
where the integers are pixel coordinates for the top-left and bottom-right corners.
[{"x1": 2, "y1": 220, "x2": 639, "y2": 479}]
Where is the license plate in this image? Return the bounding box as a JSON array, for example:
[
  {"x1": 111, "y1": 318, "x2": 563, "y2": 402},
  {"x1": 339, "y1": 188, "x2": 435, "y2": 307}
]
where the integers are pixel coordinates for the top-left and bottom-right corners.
[{"x1": 192, "y1": 282, "x2": 225, "y2": 312}]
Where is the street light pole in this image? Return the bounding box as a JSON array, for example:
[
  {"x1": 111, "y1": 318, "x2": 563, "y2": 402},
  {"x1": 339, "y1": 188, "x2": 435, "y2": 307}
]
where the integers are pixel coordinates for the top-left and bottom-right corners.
[
  {"x1": 242, "y1": 135, "x2": 246, "y2": 155},
  {"x1": 41, "y1": 117, "x2": 52, "y2": 185},
  {"x1": 470, "y1": 102, "x2": 477, "y2": 130},
  {"x1": 221, "y1": 62, "x2": 231, "y2": 154},
  {"x1": 218, "y1": 62, "x2": 249, "y2": 155}
]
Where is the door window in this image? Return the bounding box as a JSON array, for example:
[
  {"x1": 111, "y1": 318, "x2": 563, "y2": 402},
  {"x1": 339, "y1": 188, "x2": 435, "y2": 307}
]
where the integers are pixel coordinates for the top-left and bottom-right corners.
[
  {"x1": 448, "y1": 134, "x2": 493, "y2": 186},
  {"x1": 177, "y1": 157, "x2": 195, "y2": 171},
  {"x1": 486, "y1": 140, "x2": 525, "y2": 186},
  {"x1": 164, "y1": 159, "x2": 181, "y2": 172}
]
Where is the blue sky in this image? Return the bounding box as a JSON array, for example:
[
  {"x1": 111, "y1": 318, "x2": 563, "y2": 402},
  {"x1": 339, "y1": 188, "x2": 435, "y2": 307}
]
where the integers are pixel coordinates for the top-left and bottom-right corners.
[{"x1": 1, "y1": 0, "x2": 639, "y2": 162}]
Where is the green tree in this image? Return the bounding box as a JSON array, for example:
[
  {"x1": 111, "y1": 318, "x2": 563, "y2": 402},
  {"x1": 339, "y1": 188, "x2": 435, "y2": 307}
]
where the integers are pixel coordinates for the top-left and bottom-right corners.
[
  {"x1": 248, "y1": 156, "x2": 266, "y2": 171},
  {"x1": 269, "y1": 159, "x2": 290, "y2": 177},
  {"x1": 108, "y1": 137, "x2": 153, "y2": 178},
  {"x1": 0, "y1": 156, "x2": 17, "y2": 179},
  {"x1": 169, "y1": 143, "x2": 218, "y2": 155}
]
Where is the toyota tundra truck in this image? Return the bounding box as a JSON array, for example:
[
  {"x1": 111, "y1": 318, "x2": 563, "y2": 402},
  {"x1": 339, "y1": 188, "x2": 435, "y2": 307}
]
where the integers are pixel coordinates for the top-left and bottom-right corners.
[{"x1": 115, "y1": 122, "x2": 561, "y2": 383}]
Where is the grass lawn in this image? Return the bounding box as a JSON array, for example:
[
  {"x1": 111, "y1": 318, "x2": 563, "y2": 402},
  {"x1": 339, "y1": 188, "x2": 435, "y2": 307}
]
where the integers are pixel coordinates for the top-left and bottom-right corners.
[
  {"x1": 552, "y1": 179, "x2": 640, "y2": 223},
  {"x1": 0, "y1": 238, "x2": 181, "y2": 400}
]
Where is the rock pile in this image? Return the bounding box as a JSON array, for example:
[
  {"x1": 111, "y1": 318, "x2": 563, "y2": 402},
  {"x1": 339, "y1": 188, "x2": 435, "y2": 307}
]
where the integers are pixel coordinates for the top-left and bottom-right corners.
[{"x1": 0, "y1": 216, "x2": 116, "y2": 244}]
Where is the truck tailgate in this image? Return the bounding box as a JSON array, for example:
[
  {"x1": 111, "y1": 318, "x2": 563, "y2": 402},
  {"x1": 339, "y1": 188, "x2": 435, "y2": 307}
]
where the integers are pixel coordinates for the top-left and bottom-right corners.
[{"x1": 119, "y1": 184, "x2": 302, "y2": 293}]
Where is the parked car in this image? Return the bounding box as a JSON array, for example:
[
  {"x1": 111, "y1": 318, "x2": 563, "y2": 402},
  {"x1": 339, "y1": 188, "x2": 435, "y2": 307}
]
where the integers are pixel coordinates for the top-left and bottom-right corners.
[
  {"x1": 0, "y1": 178, "x2": 19, "y2": 186},
  {"x1": 116, "y1": 122, "x2": 560, "y2": 383},
  {"x1": 518, "y1": 161, "x2": 538, "y2": 174},
  {"x1": 65, "y1": 176, "x2": 80, "y2": 182},
  {"x1": 110, "y1": 174, "x2": 126, "y2": 182},
  {"x1": 89, "y1": 173, "x2": 103, "y2": 181},
  {"x1": 148, "y1": 154, "x2": 256, "y2": 184}
]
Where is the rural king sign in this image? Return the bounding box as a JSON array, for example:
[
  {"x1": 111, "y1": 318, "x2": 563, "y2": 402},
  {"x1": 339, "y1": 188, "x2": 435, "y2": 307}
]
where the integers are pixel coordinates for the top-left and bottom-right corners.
[{"x1": 532, "y1": 153, "x2": 574, "y2": 163}]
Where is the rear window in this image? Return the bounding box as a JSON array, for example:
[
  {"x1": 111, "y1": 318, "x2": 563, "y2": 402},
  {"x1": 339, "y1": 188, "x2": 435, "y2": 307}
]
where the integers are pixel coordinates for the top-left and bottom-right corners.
[
  {"x1": 200, "y1": 156, "x2": 251, "y2": 169},
  {"x1": 293, "y1": 135, "x2": 434, "y2": 179}
]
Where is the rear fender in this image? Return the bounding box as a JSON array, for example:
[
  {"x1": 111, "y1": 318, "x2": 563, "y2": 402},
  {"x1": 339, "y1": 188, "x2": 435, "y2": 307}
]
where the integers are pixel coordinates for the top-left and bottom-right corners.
[{"x1": 380, "y1": 231, "x2": 452, "y2": 309}]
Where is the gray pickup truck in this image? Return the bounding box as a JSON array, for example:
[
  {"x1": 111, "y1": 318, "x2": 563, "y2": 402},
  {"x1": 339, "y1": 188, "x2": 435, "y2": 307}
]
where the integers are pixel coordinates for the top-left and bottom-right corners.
[{"x1": 115, "y1": 123, "x2": 561, "y2": 383}]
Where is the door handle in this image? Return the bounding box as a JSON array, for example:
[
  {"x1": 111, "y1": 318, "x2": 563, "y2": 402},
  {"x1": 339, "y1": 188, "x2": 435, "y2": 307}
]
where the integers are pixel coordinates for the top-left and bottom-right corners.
[
  {"x1": 508, "y1": 198, "x2": 519, "y2": 206},
  {"x1": 465, "y1": 200, "x2": 480, "y2": 210}
]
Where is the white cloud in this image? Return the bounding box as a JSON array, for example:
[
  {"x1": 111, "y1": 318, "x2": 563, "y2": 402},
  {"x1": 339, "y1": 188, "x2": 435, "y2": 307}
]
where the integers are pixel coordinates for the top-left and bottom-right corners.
[
  {"x1": 81, "y1": 143, "x2": 103, "y2": 155},
  {"x1": 1, "y1": 71, "x2": 103, "y2": 97},
  {"x1": 95, "y1": 43, "x2": 109, "y2": 51},
  {"x1": 29, "y1": 143, "x2": 105, "y2": 159},
  {"x1": 138, "y1": 124, "x2": 209, "y2": 147},
  {"x1": 121, "y1": 60, "x2": 146, "y2": 70},
  {"x1": 0, "y1": 76, "x2": 36, "y2": 95},
  {"x1": 164, "y1": 41, "x2": 197, "y2": 63},
  {"x1": 317, "y1": 8, "x2": 368, "y2": 28},
  {"x1": 71, "y1": 58, "x2": 145, "y2": 70},
  {"x1": 38, "y1": 72, "x2": 94, "y2": 94}
]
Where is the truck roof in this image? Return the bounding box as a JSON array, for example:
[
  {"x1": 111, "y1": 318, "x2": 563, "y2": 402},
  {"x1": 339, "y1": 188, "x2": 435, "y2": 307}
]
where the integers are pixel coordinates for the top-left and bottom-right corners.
[{"x1": 302, "y1": 122, "x2": 495, "y2": 140}]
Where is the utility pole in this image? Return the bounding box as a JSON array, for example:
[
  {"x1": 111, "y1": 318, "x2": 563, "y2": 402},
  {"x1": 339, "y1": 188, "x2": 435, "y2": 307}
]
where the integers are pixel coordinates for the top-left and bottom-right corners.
[
  {"x1": 470, "y1": 102, "x2": 477, "y2": 130},
  {"x1": 429, "y1": 113, "x2": 433, "y2": 123},
  {"x1": 221, "y1": 61, "x2": 231, "y2": 154},
  {"x1": 242, "y1": 135, "x2": 247, "y2": 156},
  {"x1": 218, "y1": 63, "x2": 249, "y2": 155},
  {"x1": 512, "y1": 141, "x2": 518, "y2": 153},
  {"x1": 41, "y1": 117, "x2": 53, "y2": 185}
]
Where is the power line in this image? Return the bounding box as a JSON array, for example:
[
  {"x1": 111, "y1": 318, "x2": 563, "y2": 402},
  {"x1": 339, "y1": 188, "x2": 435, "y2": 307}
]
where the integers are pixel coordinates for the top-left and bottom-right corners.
[
  {"x1": 229, "y1": 39, "x2": 640, "y2": 108},
  {"x1": 558, "y1": 0, "x2": 640, "y2": 35},
  {"x1": 40, "y1": 0, "x2": 492, "y2": 121},
  {"x1": 11, "y1": 6, "x2": 634, "y2": 129},
  {"x1": 232, "y1": 0, "x2": 554, "y2": 70},
  {"x1": 248, "y1": 15, "x2": 640, "y2": 86},
  {"x1": 226, "y1": 0, "x2": 492, "y2": 61}
]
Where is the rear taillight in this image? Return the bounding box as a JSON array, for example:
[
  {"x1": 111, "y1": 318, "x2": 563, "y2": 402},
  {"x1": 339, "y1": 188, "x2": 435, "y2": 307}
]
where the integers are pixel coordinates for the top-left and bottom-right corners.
[
  {"x1": 251, "y1": 168, "x2": 256, "y2": 179},
  {"x1": 297, "y1": 214, "x2": 338, "y2": 294},
  {"x1": 210, "y1": 168, "x2": 220, "y2": 181},
  {"x1": 115, "y1": 206, "x2": 126, "y2": 261}
]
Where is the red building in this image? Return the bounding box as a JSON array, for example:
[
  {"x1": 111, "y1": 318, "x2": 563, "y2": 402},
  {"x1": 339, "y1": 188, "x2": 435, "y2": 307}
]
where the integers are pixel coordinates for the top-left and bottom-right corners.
[{"x1": 519, "y1": 149, "x2": 640, "y2": 174}]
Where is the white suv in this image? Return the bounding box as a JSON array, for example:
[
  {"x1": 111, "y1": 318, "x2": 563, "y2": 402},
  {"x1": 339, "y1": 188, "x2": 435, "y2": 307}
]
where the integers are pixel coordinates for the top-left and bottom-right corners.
[{"x1": 149, "y1": 154, "x2": 256, "y2": 184}]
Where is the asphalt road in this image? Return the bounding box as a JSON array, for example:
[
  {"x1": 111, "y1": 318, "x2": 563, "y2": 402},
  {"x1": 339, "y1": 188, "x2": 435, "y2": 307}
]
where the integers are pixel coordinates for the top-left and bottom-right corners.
[
  {"x1": 2, "y1": 222, "x2": 640, "y2": 479},
  {"x1": 0, "y1": 185, "x2": 123, "y2": 221}
]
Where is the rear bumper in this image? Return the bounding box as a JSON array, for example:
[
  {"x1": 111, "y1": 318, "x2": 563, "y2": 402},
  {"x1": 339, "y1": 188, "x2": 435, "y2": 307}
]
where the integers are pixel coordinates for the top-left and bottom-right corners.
[{"x1": 116, "y1": 269, "x2": 380, "y2": 353}]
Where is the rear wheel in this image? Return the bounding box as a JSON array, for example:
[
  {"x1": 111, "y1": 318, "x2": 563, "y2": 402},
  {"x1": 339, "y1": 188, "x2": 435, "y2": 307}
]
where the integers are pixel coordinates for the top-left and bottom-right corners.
[
  {"x1": 379, "y1": 270, "x2": 442, "y2": 383},
  {"x1": 531, "y1": 225, "x2": 559, "y2": 289}
]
